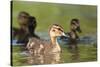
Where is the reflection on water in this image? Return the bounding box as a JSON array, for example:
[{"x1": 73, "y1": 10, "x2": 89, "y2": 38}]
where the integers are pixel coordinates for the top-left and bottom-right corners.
[
  {"x1": 71, "y1": 48, "x2": 79, "y2": 61},
  {"x1": 67, "y1": 45, "x2": 79, "y2": 61},
  {"x1": 27, "y1": 52, "x2": 60, "y2": 64},
  {"x1": 18, "y1": 43, "x2": 97, "y2": 65},
  {"x1": 26, "y1": 47, "x2": 79, "y2": 64},
  {"x1": 27, "y1": 54, "x2": 44, "y2": 64},
  {"x1": 44, "y1": 52, "x2": 60, "y2": 64},
  {"x1": 12, "y1": 31, "x2": 97, "y2": 65}
]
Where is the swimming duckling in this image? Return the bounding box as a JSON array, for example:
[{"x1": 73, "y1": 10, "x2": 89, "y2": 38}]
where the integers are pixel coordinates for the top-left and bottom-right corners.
[
  {"x1": 26, "y1": 24, "x2": 66, "y2": 64},
  {"x1": 68, "y1": 19, "x2": 82, "y2": 50}
]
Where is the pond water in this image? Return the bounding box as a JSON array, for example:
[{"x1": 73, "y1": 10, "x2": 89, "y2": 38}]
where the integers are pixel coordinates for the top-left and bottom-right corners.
[
  {"x1": 13, "y1": 45, "x2": 97, "y2": 65},
  {"x1": 19, "y1": 49, "x2": 79, "y2": 65},
  {"x1": 26, "y1": 52, "x2": 60, "y2": 64},
  {"x1": 12, "y1": 32, "x2": 97, "y2": 65}
]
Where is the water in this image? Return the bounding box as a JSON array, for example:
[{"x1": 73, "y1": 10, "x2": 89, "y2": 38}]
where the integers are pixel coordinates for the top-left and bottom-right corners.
[
  {"x1": 12, "y1": 32, "x2": 97, "y2": 65},
  {"x1": 12, "y1": 32, "x2": 96, "y2": 45},
  {"x1": 19, "y1": 47, "x2": 80, "y2": 65},
  {"x1": 27, "y1": 52, "x2": 60, "y2": 64},
  {"x1": 12, "y1": 37, "x2": 96, "y2": 46}
]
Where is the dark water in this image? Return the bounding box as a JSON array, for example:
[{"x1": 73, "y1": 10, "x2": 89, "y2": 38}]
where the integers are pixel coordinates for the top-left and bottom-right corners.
[{"x1": 12, "y1": 32, "x2": 97, "y2": 45}]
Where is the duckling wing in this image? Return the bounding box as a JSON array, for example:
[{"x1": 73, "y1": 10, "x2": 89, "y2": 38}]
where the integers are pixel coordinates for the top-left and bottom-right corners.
[
  {"x1": 26, "y1": 38, "x2": 51, "y2": 54},
  {"x1": 26, "y1": 38, "x2": 38, "y2": 49}
]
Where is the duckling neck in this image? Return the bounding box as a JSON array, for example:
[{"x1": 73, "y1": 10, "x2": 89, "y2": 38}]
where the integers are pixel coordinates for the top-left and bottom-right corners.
[
  {"x1": 50, "y1": 36, "x2": 61, "y2": 52},
  {"x1": 70, "y1": 29, "x2": 79, "y2": 39},
  {"x1": 50, "y1": 37, "x2": 57, "y2": 45},
  {"x1": 71, "y1": 29, "x2": 76, "y2": 33}
]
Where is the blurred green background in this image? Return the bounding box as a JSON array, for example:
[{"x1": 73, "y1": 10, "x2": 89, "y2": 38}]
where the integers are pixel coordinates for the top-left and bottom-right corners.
[
  {"x1": 12, "y1": 1, "x2": 97, "y2": 66},
  {"x1": 12, "y1": 1, "x2": 97, "y2": 36}
]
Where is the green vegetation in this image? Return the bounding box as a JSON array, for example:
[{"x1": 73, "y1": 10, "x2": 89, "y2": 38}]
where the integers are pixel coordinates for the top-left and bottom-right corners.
[{"x1": 12, "y1": 1, "x2": 97, "y2": 35}]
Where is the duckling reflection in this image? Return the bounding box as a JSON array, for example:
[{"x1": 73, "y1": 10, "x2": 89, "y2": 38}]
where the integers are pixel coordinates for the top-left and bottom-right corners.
[{"x1": 26, "y1": 24, "x2": 66, "y2": 64}]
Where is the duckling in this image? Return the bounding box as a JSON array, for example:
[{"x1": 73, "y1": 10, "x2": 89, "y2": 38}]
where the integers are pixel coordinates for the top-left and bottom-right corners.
[
  {"x1": 26, "y1": 24, "x2": 66, "y2": 64},
  {"x1": 12, "y1": 11, "x2": 40, "y2": 45},
  {"x1": 68, "y1": 19, "x2": 82, "y2": 50}
]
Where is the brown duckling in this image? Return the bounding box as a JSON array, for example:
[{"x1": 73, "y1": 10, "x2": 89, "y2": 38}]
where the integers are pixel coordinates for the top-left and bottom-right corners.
[{"x1": 26, "y1": 24, "x2": 66, "y2": 64}]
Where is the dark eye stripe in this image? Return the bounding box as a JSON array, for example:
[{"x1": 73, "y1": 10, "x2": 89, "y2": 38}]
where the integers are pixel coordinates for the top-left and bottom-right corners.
[
  {"x1": 57, "y1": 28, "x2": 63, "y2": 32},
  {"x1": 53, "y1": 27, "x2": 63, "y2": 32}
]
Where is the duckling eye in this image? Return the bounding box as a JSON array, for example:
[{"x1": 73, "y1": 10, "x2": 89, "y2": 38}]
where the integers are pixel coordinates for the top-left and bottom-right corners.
[
  {"x1": 58, "y1": 28, "x2": 63, "y2": 32},
  {"x1": 52, "y1": 29, "x2": 55, "y2": 32},
  {"x1": 58, "y1": 28, "x2": 61, "y2": 30}
]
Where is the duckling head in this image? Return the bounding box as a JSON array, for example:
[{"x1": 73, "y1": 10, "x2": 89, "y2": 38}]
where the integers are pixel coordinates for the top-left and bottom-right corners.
[{"x1": 49, "y1": 24, "x2": 66, "y2": 38}]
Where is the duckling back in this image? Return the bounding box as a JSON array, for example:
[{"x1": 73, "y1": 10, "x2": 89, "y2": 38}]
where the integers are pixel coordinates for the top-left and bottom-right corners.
[{"x1": 26, "y1": 37, "x2": 61, "y2": 64}]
